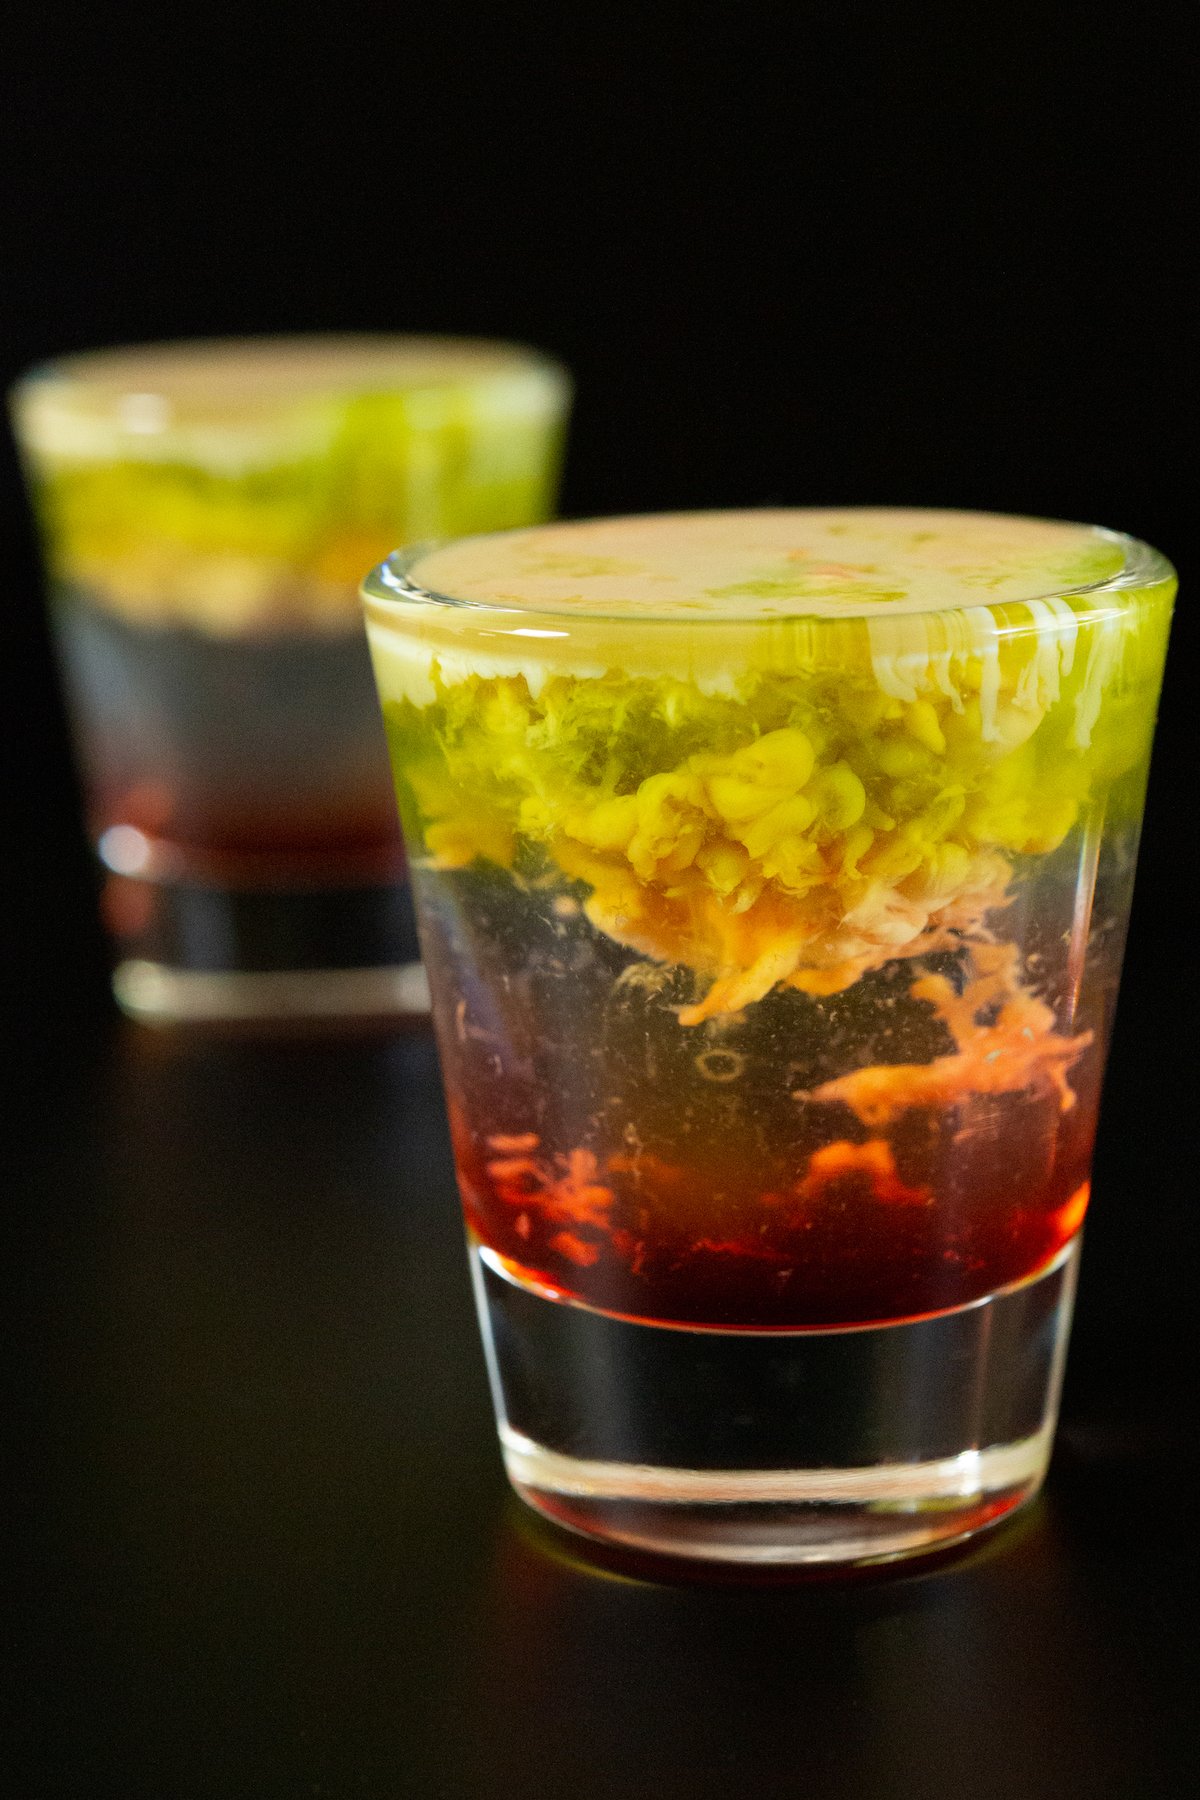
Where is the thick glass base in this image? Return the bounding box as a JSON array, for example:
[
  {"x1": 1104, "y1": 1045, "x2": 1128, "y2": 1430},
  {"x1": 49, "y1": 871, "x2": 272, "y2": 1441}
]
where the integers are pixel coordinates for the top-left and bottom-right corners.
[
  {"x1": 104, "y1": 872, "x2": 430, "y2": 1024},
  {"x1": 113, "y1": 957, "x2": 431, "y2": 1025},
  {"x1": 471, "y1": 1235, "x2": 1080, "y2": 1567}
]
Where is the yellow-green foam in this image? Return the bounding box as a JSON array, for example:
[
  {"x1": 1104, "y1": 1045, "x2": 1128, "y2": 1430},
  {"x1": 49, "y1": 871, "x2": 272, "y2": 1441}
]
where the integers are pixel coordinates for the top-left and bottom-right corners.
[
  {"x1": 367, "y1": 509, "x2": 1174, "y2": 1018},
  {"x1": 12, "y1": 337, "x2": 569, "y2": 633}
]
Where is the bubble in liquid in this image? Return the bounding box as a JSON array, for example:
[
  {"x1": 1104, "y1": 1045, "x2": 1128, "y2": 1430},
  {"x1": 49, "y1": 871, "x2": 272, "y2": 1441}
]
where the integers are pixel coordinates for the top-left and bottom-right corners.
[{"x1": 695, "y1": 1048, "x2": 747, "y2": 1084}]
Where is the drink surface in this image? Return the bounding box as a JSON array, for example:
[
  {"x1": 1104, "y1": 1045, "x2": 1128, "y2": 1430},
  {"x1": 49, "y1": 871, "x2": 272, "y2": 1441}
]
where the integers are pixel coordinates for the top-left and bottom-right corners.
[
  {"x1": 405, "y1": 505, "x2": 1128, "y2": 616},
  {"x1": 365, "y1": 509, "x2": 1174, "y2": 1329}
]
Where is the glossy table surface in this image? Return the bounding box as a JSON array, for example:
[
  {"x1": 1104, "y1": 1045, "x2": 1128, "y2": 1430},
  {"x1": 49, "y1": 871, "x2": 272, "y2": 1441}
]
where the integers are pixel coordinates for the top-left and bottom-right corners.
[{"x1": 5, "y1": 916, "x2": 1197, "y2": 1800}]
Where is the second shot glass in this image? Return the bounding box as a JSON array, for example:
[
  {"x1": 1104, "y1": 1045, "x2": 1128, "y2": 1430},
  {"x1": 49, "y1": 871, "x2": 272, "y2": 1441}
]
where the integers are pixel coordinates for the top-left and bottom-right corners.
[{"x1": 10, "y1": 335, "x2": 571, "y2": 1025}]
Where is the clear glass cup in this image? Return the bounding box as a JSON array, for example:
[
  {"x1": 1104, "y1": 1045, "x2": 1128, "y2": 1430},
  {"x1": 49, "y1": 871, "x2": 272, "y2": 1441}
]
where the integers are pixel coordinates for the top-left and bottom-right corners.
[
  {"x1": 362, "y1": 508, "x2": 1174, "y2": 1567},
  {"x1": 9, "y1": 336, "x2": 570, "y2": 1026}
]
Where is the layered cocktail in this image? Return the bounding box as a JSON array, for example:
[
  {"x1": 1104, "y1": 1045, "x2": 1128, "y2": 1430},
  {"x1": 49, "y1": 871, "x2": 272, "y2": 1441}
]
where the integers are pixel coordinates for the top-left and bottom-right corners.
[
  {"x1": 11, "y1": 337, "x2": 570, "y2": 1022},
  {"x1": 364, "y1": 509, "x2": 1174, "y2": 1563}
]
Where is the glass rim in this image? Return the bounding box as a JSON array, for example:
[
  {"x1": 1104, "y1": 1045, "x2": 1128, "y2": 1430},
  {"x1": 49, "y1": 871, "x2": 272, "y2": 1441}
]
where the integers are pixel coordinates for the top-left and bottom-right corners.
[
  {"x1": 362, "y1": 508, "x2": 1176, "y2": 631},
  {"x1": 10, "y1": 332, "x2": 570, "y2": 403},
  {"x1": 8, "y1": 337, "x2": 572, "y2": 471}
]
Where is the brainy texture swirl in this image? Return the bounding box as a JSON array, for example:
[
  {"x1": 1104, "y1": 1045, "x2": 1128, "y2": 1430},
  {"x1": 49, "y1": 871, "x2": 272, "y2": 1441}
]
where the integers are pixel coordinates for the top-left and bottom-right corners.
[{"x1": 381, "y1": 584, "x2": 1170, "y2": 1023}]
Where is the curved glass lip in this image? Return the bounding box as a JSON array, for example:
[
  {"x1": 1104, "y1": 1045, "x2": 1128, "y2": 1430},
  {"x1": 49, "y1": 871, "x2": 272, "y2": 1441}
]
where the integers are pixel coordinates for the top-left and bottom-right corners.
[
  {"x1": 10, "y1": 334, "x2": 572, "y2": 475},
  {"x1": 362, "y1": 509, "x2": 1176, "y2": 631},
  {"x1": 10, "y1": 332, "x2": 570, "y2": 404}
]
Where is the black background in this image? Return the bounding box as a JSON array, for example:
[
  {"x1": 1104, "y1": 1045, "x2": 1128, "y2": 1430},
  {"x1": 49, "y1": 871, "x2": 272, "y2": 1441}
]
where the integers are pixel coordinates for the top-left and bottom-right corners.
[
  {"x1": 2, "y1": 8, "x2": 1197, "y2": 1795},
  {"x1": 2, "y1": 7, "x2": 1194, "y2": 1008}
]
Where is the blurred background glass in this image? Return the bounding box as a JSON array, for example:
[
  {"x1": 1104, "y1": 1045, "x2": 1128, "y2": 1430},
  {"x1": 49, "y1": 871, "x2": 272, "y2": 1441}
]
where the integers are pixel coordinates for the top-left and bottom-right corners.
[{"x1": 9, "y1": 335, "x2": 571, "y2": 1026}]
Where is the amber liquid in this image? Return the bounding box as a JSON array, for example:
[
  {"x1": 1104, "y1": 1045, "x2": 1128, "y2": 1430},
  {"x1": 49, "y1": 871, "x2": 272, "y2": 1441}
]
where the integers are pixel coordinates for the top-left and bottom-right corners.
[
  {"x1": 418, "y1": 865, "x2": 1101, "y2": 1332},
  {"x1": 57, "y1": 590, "x2": 404, "y2": 885},
  {"x1": 54, "y1": 589, "x2": 429, "y2": 988}
]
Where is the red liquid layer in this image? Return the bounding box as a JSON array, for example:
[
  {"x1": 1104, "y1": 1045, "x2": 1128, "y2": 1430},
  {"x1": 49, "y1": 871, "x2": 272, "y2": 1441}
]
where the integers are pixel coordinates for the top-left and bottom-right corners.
[
  {"x1": 451, "y1": 1096, "x2": 1094, "y2": 1330},
  {"x1": 93, "y1": 782, "x2": 405, "y2": 887},
  {"x1": 58, "y1": 589, "x2": 405, "y2": 887}
]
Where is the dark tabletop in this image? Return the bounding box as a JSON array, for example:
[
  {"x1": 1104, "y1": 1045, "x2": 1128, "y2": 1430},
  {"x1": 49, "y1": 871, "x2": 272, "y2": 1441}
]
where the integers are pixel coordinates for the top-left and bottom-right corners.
[{"x1": 4, "y1": 888, "x2": 1198, "y2": 1800}]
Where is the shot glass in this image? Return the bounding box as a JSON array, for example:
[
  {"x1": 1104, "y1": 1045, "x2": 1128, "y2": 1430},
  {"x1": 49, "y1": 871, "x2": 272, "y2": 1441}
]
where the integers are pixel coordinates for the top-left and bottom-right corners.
[
  {"x1": 363, "y1": 508, "x2": 1174, "y2": 1566},
  {"x1": 10, "y1": 336, "x2": 570, "y2": 1025}
]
